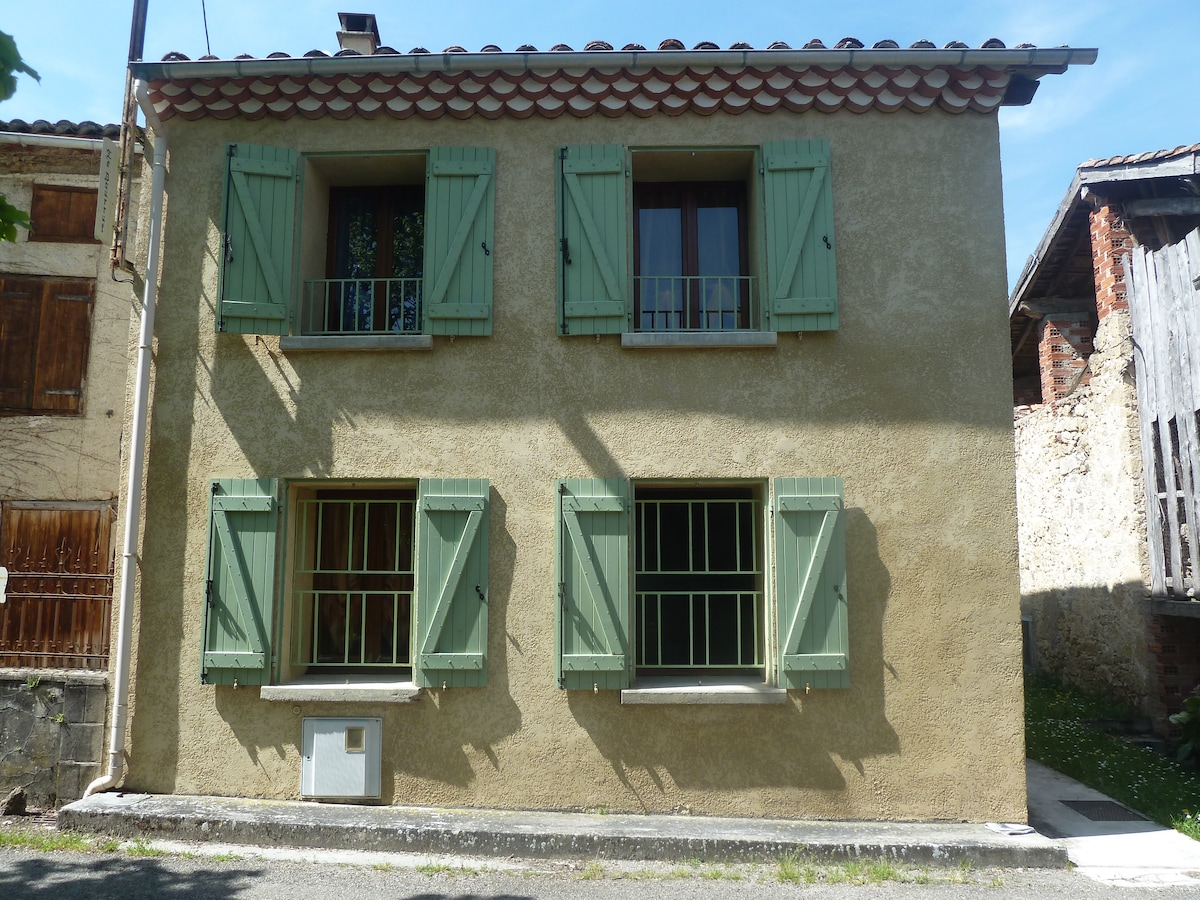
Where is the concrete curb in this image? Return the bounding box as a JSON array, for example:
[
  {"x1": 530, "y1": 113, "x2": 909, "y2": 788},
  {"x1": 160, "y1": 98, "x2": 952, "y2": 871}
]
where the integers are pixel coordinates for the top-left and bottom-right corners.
[{"x1": 58, "y1": 793, "x2": 1068, "y2": 868}]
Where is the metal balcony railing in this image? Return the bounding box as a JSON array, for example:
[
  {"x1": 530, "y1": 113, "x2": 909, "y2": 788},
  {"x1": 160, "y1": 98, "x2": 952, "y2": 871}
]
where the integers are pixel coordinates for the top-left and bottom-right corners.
[
  {"x1": 299, "y1": 278, "x2": 423, "y2": 336},
  {"x1": 634, "y1": 275, "x2": 753, "y2": 332}
]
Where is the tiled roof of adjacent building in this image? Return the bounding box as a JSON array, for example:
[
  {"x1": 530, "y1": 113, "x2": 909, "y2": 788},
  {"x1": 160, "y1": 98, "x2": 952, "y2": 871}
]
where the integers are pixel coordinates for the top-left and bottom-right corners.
[
  {"x1": 0, "y1": 119, "x2": 121, "y2": 138},
  {"x1": 129, "y1": 38, "x2": 1096, "y2": 123},
  {"x1": 1082, "y1": 143, "x2": 1200, "y2": 169}
]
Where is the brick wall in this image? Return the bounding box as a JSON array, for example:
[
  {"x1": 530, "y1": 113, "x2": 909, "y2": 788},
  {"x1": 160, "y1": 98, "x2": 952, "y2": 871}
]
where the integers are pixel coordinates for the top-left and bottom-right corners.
[
  {"x1": 1149, "y1": 614, "x2": 1200, "y2": 738},
  {"x1": 1090, "y1": 205, "x2": 1132, "y2": 320},
  {"x1": 1038, "y1": 316, "x2": 1094, "y2": 405}
]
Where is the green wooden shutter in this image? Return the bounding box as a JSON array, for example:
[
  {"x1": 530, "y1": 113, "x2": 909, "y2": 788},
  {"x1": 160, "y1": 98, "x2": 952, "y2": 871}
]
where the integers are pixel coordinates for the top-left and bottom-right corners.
[
  {"x1": 762, "y1": 140, "x2": 838, "y2": 332},
  {"x1": 202, "y1": 478, "x2": 278, "y2": 685},
  {"x1": 558, "y1": 145, "x2": 628, "y2": 335},
  {"x1": 422, "y1": 147, "x2": 495, "y2": 336},
  {"x1": 415, "y1": 478, "x2": 489, "y2": 687},
  {"x1": 556, "y1": 479, "x2": 630, "y2": 689},
  {"x1": 773, "y1": 477, "x2": 848, "y2": 689},
  {"x1": 218, "y1": 144, "x2": 296, "y2": 335}
]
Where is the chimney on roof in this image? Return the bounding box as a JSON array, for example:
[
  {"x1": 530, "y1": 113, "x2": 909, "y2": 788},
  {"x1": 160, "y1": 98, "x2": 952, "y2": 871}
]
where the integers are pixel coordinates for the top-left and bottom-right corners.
[{"x1": 337, "y1": 12, "x2": 381, "y2": 55}]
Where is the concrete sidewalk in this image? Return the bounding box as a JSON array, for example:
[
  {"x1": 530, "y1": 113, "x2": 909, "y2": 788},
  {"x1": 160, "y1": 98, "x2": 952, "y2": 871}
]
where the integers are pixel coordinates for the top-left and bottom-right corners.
[
  {"x1": 58, "y1": 790, "x2": 1062, "y2": 870},
  {"x1": 54, "y1": 761, "x2": 1200, "y2": 883},
  {"x1": 1026, "y1": 759, "x2": 1200, "y2": 887}
]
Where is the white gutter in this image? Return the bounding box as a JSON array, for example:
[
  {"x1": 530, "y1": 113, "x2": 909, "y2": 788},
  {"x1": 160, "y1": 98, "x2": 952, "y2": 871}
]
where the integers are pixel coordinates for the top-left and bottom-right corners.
[
  {"x1": 128, "y1": 45, "x2": 1098, "y2": 83},
  {"x1": 0, "y1": 133, "x2": 110, "y2": 151},
  {"x1": 85, "y1": 78, "x2": 166, "y2": 798}
]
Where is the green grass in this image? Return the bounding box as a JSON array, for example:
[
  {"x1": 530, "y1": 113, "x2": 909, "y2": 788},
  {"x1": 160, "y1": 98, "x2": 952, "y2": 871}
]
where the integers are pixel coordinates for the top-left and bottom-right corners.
[
  {"x1": 773, "y1": 852, "x2": 967, "y2": 885},
  {"x1": 0, "y1": 829, "x2": 91, "y2": 852},
  {"x1": 1025, "y1": 671, "x2": 1200, "y2": 839}
]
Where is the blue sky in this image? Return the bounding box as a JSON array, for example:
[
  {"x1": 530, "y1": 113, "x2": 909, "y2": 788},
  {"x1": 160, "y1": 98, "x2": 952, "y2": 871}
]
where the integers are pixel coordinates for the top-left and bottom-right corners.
[{"x1": 3, "y1": 1, "x2": 1197, "y2": 290}]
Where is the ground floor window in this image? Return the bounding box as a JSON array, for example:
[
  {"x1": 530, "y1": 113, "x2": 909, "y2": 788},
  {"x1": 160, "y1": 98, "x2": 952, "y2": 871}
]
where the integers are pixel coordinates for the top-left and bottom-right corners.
[
  {"x1": 633, "y1": 484, "x2": 765, "y2": 674},
  {"x1": 0, "y1": 502, "x2": 113, "y2": 669},
  {"x1": 290, "y1": 488, "x2": 415, "y2": 670}
]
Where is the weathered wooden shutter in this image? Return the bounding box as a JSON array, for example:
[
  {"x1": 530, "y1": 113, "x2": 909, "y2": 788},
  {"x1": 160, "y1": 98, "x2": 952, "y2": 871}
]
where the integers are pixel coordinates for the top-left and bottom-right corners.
[
  {"x1": 557, "y1": 478, "x2": 630, "y2": 689},
  {"x1": 558, "y1": 145, "x2": 628, "y2": 335},
  {"x1": 422, "y1": 147, "x2": 495, "y2": 336},
  {"x1": 202, "y1": 478, "x2": 278, "y2": 685},
  {"x1": 762, "y1": 140, "x2": 838, "y2": 332},
  {"x1": 218, "y1": 143, "x2": 296, "y2": 335},
  {"x1": 0, "y1": 276, "x2": 40, "y2": 410},
  {"x1": 0, "y1": 276, "x2": 93, "y2": 413},
  {"x1": 773, "y1": 477, "x2": 848, "y2": 689},
  {"x1": 30, "y1": 185, "x2": 99, "y2": 243},
  {"x1": 415, "y1": 478, "x2": 489, "y2": 687},
  {"x1": 32, "y1": 279, "x2": 94, "y2": 413}
]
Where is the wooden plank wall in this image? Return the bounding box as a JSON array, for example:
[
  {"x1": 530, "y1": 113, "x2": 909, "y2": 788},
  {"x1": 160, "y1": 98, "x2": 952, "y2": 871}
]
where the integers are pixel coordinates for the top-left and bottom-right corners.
[{"x1": 1128, "y1": 226, "x2": 1200, "y2": 596}]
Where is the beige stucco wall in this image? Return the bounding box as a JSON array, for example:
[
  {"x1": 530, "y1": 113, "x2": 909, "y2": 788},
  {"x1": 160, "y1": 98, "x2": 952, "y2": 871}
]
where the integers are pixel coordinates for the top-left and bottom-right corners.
[
  {"x1": 1015, "y1": 310, "x2": 1154, "y2": 711},
  {"x1": 0, "y1": 142, "x2": 134, "y2": 504},
  {"x1": 121, "y1": 104, "x2": 1024, "y2": 821}
]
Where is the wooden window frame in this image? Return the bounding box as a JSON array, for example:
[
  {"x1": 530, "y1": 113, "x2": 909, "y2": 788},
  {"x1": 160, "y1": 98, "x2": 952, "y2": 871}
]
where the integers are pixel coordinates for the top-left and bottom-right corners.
[
  {"x1": 633, "y1": 181, "x2": 751, "y2": 332},
  {"x1": 29, "y1": 184, "x2": 100, "y2": 244}
]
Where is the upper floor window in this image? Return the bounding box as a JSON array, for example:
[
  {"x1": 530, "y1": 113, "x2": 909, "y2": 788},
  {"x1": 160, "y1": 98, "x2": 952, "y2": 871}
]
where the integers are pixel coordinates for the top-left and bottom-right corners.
[
  {"x1": 29, "y1": 185, "x2": 99, "y2": 244},
  {"x1": 634, "y1": 182, "x2": 750, "y2": 332},
  {"x1": 557, "y1": 141, "x2": 837, "y2": 340},
  {"x1": 217, "y1": 144, "x2": 493, "y2": 340},
  {"x1": 305, "y1": 185, "x2": 425, "y2": 336},
  {"x1": 0, "y1": 275, "x2": 94, "y2": 415}
]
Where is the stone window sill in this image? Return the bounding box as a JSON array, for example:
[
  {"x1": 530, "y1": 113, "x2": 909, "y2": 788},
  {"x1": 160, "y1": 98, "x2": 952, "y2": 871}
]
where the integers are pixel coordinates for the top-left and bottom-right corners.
[
  {"x1": 260, "y1": 673, "x2": 422, "y2": 703},
  {"x1": 620, "y1": 676, "x2": 787, "y2": 705},
  {"x1": 279, "y1": 335, "x2": 433, "y2": 352},
  {"x1": 621, "y1": 331, "x2": 777, "y2": 349}
]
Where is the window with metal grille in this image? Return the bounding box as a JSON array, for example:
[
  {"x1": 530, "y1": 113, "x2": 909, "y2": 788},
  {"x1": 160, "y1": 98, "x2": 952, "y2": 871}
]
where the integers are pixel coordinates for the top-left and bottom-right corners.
[
  {"x1": 0, "y1": 502, "x2": 114, "y2": 669},
  {"x1": 290, "y1": 488, "x2": 415, "y2": 669},
  {"x1": 634, "y1": 485, "x2": 765, "y2": 673}
]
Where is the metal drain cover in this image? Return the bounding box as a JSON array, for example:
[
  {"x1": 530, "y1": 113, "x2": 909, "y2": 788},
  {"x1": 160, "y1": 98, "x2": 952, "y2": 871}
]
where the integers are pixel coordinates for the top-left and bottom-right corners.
[{"x1": 1060, "y1": 799, "x2": 1147, "y2": 822}]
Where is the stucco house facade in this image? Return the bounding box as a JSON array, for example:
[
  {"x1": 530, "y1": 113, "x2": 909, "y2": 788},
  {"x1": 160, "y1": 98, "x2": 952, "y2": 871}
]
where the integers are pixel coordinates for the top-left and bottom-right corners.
[
  {"x1": 106, "y1": 19, "x2": 1093, "y2": 820},
  {"x1": 1012, "y1": 145, "x2": 1200, "y2": 738},
  {"x1": 0, "y1": 120, "x2": 136, "y2": 806}
]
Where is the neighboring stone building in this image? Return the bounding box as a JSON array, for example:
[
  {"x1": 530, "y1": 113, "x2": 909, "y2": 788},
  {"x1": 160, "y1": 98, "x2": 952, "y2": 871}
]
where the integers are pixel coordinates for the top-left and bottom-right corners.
[
  {"x1": 103, "y1": 17, "x2": 1093, "y2": 820},
  {"x1": 1011, "y1": 144, "x2": 1200, "y2": 736},
  {"x1": 0, "y1": 120, "x2": 136, "y2": 806}
]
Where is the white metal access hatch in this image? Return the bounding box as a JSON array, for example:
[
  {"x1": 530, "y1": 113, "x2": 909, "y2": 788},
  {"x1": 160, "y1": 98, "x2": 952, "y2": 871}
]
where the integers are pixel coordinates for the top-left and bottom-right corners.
[{"x1": 300, "y1": 717, "x2": 382, "y2": 800}]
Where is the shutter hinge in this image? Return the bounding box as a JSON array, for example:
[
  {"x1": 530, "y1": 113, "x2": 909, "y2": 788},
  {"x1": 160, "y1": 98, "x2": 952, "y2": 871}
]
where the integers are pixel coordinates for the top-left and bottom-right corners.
[
  {"x1": 559, "y1": 147, "x2": 568, "y2": 161},
  {"x1": 227, "y1": 144, "x2": 236, "y2": 158},
  {"x1": 205, "y1": 579, "x2": 214, "y2": 608},
  {"x1": 560, "y1": 237, "x2": 571, "y2": 265}
]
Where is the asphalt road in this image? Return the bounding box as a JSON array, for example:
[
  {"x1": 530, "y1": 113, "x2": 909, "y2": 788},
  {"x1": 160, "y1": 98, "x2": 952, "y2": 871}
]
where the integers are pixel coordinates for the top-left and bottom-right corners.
[{"x1": 4, "y1": 845, "x2": 1200, "y2": 900}]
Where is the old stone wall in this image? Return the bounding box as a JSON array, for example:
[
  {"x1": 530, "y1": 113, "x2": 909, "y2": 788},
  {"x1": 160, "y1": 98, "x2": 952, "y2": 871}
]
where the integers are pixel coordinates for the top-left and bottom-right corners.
[
  {"x1": 1015, "y1": 308, "x2": 1155, "y2": 711},
  {"x1": 0, "y1": 669, "x2": 107, "y2": 808}
]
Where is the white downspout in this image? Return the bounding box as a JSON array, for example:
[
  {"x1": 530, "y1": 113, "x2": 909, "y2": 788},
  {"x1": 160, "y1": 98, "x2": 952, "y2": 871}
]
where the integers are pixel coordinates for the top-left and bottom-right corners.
[{"x1": 85, "y1": 79, "x2": 167, "y2": 797}]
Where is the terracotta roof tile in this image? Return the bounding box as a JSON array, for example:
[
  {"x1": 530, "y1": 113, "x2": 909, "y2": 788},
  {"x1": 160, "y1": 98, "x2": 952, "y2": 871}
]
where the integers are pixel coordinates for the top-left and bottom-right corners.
[
  {"x1": 137, "y1": 39, "x2": 1083, "y2": 124},
  {"x1": 1081, "y1": 143, "x2": 1200, "y2": 169},
  {"x1": 1, "y1": 118, "x2": 121, "y2": 138}
]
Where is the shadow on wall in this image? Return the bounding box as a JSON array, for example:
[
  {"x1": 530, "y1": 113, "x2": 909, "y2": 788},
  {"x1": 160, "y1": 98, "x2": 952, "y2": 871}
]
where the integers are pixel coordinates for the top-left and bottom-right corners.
[
  {"x1": 211, "y1": 489, "x2": 522, "y2": 801},
  {"x1": 567, "y1": 508, "x2": 896, "y2": 810},
  {"x1": 1021, "y1": 583, "x2": 1154, "y2": 717}
]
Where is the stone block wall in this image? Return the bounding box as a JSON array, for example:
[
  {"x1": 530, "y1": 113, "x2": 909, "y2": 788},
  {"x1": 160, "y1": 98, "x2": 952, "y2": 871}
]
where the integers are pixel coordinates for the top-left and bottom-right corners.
[{"x1": 0, "y1": 669, "x2": 108, "y2": 808}]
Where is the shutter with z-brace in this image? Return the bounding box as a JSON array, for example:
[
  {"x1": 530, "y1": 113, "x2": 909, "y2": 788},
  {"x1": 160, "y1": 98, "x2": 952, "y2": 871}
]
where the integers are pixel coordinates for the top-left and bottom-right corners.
[
  {"x1": 558, "y1": 145, "x2": 628, "y2": 335},
  {"x1": 762, "y1": 140, "x2": 838, "y2": 332},
  {"x1": 557, "y1": 478, "x2": 629, "y2": 689},
  {"x1": 202, "y1": 478, "x2": 278, "y2": 685},
  {"x1": 415, "y1": 479, "x2": 489, "y2": 687},
  {"x1": 218, "y1": 143, "x2": 296, "y2": 335},
  {"x1": 773, "y1": 477, "x2": 848, "y2": 689},
  {"x1": 422, "y1": 147, "x2": 495, "y2": 336}
]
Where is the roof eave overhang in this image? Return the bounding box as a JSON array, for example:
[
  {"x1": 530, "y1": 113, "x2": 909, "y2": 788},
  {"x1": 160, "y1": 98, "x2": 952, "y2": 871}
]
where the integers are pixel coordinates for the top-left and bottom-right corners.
[{"x1": 128, "y1": 46, "x2": 1097, "y2": 90}]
